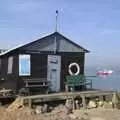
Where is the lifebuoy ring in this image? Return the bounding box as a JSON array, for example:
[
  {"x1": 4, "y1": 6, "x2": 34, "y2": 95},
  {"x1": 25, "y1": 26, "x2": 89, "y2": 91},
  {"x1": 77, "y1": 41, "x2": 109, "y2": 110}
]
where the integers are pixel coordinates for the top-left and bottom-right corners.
[{"x1": 68, "y1": 62, "x2": 80, "y2": 75}]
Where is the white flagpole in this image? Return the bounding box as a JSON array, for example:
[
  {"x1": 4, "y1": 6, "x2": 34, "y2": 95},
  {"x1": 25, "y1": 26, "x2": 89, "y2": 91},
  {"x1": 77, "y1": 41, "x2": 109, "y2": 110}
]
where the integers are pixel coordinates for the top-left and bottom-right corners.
[
  {"x1": 54, "y1": 10, "x2": 59, "y2": 54},
  {"x1": 55, "y1": 10, "x2": 58, "y2": 32}
]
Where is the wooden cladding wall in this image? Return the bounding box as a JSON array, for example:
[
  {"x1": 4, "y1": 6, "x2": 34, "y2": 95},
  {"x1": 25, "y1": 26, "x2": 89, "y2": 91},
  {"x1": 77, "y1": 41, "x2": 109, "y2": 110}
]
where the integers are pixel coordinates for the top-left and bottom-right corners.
[
  {"x1": 0, "y1": 52, "x2": 85, "y2": 91},
  {"x1": 0, "y1": 54, "x2": 48, "y2": 89},
  {"x1": 60, "y1": 53, "x2": 85, "y2": 91},
  {"x1": 0, "y1": 55, "x2": 18, "y2": 89},
  {"x1": 0, "y1": 57, "x2": 8, "y2": 80},
  {"x1": 18, "y1": 54, "x2": 47, "y2": 79},
  {"x1": 30, "y1": 54, "x2": 47, "y2": 78},
  {"x1": 17, "y1": 54, "x2": 48, "y2": 89},
  {"x1": 0, "y1": 55, "x2": 18, "y2": 79}
]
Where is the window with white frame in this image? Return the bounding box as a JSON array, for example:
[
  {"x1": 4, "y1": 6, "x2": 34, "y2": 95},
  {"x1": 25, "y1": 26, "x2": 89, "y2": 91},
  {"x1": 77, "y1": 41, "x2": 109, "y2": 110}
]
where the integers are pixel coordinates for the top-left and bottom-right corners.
[{"x1": 19, "y1": 54, "x2": 31, "y2": 76}]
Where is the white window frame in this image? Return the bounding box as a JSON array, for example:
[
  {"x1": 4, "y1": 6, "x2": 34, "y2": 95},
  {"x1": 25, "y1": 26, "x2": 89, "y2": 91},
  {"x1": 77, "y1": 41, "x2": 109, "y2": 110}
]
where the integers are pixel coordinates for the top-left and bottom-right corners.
[{"x1": 19, "y1": 54, "x2": 31, "y2": 76}]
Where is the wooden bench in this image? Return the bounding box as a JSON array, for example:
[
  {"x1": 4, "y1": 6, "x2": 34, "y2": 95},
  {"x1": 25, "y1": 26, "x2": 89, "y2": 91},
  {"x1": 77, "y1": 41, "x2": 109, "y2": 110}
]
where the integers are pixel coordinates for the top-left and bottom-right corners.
[
  {"x1": 21, "y1": 78, "x2": 50, "y2": 95},
  {"x1": 65, "y1": 75, "x2": 92, "y2": 92},
  {"x1": 24, "y1": 78, "x2": 50, "y2": 88}
]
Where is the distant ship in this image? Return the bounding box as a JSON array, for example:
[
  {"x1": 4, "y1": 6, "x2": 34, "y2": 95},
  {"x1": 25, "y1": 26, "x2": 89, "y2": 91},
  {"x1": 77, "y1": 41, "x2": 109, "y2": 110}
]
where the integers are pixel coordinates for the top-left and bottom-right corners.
[{"x1": 96, "y1": 69, "x2": 113, "y2": 76}]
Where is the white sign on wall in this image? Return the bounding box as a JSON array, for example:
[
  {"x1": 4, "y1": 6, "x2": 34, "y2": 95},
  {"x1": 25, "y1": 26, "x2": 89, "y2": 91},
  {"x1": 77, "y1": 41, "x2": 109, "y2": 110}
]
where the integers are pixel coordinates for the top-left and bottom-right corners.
[{"x1": 19, "y1": 54, "x2": 31, "y2": 76}]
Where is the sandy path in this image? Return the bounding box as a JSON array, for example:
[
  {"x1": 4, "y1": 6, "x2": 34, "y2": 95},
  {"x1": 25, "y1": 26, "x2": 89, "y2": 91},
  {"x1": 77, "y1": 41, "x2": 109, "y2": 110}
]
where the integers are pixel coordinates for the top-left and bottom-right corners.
[{"x1": 0, "y1": 106, "x2": 120, "y2": 120}]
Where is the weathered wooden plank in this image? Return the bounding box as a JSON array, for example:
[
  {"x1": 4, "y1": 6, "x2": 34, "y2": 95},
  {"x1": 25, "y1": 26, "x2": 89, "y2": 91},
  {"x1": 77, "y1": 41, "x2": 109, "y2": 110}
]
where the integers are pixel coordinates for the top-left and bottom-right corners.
[
  {"x1": 21, "y1": 90, "x2": 115, "y2": 105},
  {"x1": 22, "y1": 90, "x2": 114, "y2": 99}
]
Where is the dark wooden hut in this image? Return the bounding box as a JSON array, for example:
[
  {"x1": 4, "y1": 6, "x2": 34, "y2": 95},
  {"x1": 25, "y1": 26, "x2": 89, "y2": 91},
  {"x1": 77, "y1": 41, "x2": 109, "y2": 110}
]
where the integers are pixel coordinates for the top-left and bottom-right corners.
[{"x1": 0, "y1": 32, "x2": 89, "y2": 94}]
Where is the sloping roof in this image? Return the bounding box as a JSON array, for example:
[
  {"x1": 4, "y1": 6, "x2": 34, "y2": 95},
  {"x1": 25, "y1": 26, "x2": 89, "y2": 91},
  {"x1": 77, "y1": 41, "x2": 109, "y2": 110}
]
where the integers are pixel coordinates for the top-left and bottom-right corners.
[
  {"x1": 0, "y1": 32, "x2": 89, "y2": 56},
  {"x1": 57, "y1": 32, "x2": 89, "y2": 52}
]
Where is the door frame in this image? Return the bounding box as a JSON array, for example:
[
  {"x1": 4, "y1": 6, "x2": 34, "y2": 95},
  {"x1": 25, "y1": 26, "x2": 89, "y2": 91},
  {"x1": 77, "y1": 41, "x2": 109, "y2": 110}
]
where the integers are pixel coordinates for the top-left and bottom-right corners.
[{"x1": 47, "y1": 55, "x2": 61, "y2": 92}]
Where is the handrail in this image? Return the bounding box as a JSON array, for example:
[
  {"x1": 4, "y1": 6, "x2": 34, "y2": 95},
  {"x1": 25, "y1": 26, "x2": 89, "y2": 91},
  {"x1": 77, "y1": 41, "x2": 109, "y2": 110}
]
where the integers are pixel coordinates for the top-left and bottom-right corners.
[{"x1": 85, "y1": 75, "x2": 97, "y2": 77}]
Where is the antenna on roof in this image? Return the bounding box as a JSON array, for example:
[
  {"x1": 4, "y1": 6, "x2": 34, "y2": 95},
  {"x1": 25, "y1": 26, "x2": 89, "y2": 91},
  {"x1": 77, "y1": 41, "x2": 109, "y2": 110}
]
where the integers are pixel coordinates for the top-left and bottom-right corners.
[
  {"x1": 55, "y1": 10, "x2": 59, "y2": 32},
  {"x1": 54, "y1": 10, "x2": 59, "y2": 54}
]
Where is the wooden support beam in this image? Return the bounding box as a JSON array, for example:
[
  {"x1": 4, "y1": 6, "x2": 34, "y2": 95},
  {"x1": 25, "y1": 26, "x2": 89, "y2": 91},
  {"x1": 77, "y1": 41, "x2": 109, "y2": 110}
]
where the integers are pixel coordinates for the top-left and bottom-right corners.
[
  {"x1": 82, "y1": 95, "x2": 87, "y2": 109},
  {"x1": 28, "y1": 99, "x2": 32, "y2": 108},
  {"x1": 112, "y1": 91, "x2": 119, "y2": 109},
  {"x1": 72, "y1": 97, "x2": 75, "y2": 111},
  {"x1": 103, "y1": 95, "x2": 106, "y2": 101}
]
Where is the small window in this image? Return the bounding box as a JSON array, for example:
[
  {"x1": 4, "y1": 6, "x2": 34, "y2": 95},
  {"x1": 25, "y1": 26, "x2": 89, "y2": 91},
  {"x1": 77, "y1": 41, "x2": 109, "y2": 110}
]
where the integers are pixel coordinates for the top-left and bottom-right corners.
[
  {"x1": 19, "y1": 54, "x2": 31, "y2": 76},
  {"x1": 7, "y1": 57, "x2": 13, "y2": 74}
]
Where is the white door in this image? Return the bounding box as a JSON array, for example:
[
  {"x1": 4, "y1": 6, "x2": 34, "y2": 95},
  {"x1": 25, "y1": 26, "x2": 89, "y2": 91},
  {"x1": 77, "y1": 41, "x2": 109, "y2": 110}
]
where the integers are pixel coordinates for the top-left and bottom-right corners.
[{"x1": 47, "y1": 55, "x2": 61, "y2": 92}]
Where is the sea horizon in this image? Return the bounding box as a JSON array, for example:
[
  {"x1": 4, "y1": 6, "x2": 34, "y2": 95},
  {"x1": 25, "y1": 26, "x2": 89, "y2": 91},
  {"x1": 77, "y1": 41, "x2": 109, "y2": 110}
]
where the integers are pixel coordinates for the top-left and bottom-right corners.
[{"x1": 85, "y1": 65, "x2": 120, "y2": 91}]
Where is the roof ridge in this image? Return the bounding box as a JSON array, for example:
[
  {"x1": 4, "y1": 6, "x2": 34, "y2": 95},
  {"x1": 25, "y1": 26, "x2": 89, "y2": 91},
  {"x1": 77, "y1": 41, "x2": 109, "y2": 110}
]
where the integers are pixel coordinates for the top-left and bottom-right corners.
[{"x1": 0, "y1": 32, "x2": 89, "y2": 56}]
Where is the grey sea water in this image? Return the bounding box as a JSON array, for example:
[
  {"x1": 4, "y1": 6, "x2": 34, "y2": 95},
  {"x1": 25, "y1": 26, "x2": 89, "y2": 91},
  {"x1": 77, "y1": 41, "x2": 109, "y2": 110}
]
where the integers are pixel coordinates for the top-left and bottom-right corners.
[{"x1": 85, "y1": 67, "x2": 120, "y2": 91}]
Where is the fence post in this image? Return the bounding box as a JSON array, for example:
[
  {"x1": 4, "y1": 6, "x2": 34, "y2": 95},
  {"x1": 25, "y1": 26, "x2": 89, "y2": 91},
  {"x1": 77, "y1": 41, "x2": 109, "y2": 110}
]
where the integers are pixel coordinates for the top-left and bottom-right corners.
[{"x1": 82, "y1": 95, "x2": 87, "y2": 109}]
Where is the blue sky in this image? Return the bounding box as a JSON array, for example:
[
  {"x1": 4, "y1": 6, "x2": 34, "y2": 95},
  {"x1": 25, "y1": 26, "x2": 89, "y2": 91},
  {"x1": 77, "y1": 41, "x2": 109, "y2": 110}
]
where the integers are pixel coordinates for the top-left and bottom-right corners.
[{"x1": 0, "y1": 0, "x2": 120, "y2": 67}]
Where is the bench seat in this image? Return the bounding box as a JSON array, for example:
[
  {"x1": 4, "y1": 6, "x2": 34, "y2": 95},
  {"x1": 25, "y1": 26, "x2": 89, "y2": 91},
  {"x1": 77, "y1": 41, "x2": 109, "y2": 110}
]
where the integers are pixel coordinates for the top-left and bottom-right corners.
[{"x1": 65, "y1": 75, "x2": 92, "y2": 91}]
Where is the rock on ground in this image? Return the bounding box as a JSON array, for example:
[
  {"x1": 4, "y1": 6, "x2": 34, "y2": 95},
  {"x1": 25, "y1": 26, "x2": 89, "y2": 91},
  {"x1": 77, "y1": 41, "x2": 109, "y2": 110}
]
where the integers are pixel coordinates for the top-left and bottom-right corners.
[{"x1": 87, "y1": 101, "x2": 97, "y2": 109}]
